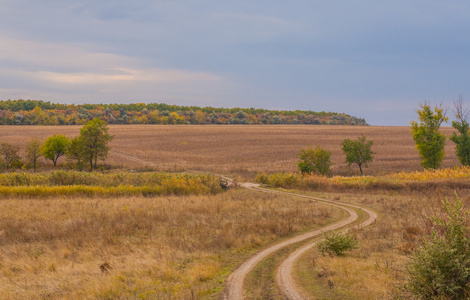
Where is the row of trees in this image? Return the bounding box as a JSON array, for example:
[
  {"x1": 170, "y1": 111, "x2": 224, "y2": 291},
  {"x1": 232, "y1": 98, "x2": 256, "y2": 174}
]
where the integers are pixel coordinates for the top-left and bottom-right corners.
[
  {"x1": 411, "y1": 98, "x2": 470, "y2": 169},
  {"x1": 0, "y1": 118, "x2": 114, "y2": 172},
  {"x1": 298, "y1": 98, "x2": 470, "y2": 176},
  {"x1": 0, "y1": 99, "x2": 368, "y2": 126},
  {"x1": 298, "y1": 136, "x2": 374, "y2": 176}
]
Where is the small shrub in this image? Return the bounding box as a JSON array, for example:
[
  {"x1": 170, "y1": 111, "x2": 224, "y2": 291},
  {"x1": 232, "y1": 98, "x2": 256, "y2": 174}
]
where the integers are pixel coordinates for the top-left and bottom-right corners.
[
  {"x1": 405, "y1": 193, "x2": 470, "y2": 299},
  {"x1": 318, "y1": 231, "x2": 358, "y2": 256}
]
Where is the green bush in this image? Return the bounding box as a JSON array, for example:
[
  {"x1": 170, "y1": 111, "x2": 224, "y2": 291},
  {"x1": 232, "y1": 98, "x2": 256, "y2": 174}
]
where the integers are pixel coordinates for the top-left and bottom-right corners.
[
  {"x1": 318, "y1": 231, "x2": 358, "y2": 256},
  {"x1": 406, "y1": 194, "x2": 470, "y2": 299},
  {"x1": 298, "y1": 146, "x2": 332, "y2": 175}
]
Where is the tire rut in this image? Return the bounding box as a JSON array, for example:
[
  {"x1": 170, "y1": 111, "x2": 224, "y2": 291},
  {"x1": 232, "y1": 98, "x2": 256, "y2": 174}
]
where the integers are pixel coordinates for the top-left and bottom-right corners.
[
  {"x1": 96, "y1": 153, "x2": 375, "y2": 299},
  {"x1": 223, "y1": 182, "x2": 377, "y2": 300}
]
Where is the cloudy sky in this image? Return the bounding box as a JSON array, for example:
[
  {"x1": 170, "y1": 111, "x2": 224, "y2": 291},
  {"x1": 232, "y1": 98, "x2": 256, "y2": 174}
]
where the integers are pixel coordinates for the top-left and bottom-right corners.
[{"x1": 1, "y1": 1, "x2": 470, "y2": 125}]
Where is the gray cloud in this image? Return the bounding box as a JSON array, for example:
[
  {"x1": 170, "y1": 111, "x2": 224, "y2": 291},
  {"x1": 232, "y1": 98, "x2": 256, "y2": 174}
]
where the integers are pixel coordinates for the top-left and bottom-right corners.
[{"x1": 1, "y1": 0, "x2": 470, "y2": 125}]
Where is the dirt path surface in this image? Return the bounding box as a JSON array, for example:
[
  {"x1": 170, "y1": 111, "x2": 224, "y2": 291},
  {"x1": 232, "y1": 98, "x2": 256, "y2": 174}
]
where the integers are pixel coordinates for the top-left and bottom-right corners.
[
  {"x1": 276, "y1": 198, "x2": 377, "y2": 300},
  {"x1": 223, "y1": 183, "x2": 377, "y2": 300}
]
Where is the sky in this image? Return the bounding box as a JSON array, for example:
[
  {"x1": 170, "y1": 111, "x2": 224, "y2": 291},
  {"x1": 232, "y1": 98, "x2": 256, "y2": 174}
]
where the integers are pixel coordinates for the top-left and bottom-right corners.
[{"x1": 1, "y1": 1, "x2": 470, "y2": 125}]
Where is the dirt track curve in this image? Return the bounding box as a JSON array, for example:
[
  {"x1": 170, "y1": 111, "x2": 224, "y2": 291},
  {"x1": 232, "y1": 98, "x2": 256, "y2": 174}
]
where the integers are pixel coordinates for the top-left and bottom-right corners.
[
  {"x1": 223, "y1": 182, "x2": 377, "y2": 300},
  {"x1": 108, "y1": 151, "x2": 376, "y2": 299}
]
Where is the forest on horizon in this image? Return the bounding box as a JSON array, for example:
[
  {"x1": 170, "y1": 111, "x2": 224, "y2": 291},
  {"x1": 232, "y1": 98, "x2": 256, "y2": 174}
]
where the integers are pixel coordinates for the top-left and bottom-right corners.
[{"x1": 0, "y1": 99, "x2": 368, "y2": 126}]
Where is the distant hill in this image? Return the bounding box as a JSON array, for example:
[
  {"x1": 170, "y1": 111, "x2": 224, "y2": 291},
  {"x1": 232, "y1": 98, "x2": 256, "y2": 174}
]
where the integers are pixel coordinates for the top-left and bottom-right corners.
[{"x1": 0, "y1": 99, "x2": 368, "y2": 126}]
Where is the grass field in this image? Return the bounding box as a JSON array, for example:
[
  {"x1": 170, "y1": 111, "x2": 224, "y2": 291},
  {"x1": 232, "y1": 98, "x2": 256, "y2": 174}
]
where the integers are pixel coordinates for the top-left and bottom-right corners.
[
  {"x1": 0, "y1": 125, "x2": 461, "y2": 176},
  {"x1": 0, "y1": 124, "x2": 467, "y2": 299},
  {"x1": 0, "y1": 189, "x2": 343, "y2": 299}
]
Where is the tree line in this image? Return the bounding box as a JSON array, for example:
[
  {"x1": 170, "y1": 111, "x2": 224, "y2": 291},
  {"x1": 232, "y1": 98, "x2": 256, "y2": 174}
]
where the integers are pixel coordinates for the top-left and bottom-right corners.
[
  {"x1": 0, "y1": 118, "x2": 113, "y2": 172},
  {"x1": 0, "y1": 99, "x2": 368, "y2": 126}
]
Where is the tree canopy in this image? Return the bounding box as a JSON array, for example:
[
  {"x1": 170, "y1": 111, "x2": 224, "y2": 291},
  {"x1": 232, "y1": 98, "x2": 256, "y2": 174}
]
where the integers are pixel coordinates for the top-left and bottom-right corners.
[
  {"x1": 450, "y1": 97, "x2": 470, "y2": 166},
  {"x1": 79, "y1": 118, "x2": 114, "y2": 171},
  {"x1": 411, "y1": 104, "x2": 448, "y2": 169},
  {"x1": 41, "y1": 134, "x2": 70, "y2": 167},
  {"x1": 341, "y1": 135, "x2": 374, "y2": 175}
]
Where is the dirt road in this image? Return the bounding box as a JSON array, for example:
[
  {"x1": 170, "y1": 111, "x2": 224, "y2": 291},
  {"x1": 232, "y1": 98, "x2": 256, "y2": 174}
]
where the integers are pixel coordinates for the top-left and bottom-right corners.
[
  {"x1": 107, "y1": 151, "x2": 376, "y2": 299},
  {"x1": 276, "y1": 197, "x2": 377, "y2": 299},
  {"x1": 223, "y1": 183, "x2": 377, "y2": 300}
]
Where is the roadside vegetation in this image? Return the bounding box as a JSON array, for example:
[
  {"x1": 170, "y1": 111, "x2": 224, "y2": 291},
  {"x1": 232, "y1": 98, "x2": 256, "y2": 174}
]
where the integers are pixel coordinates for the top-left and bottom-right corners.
[{"x1": 256, "y1": 166, "x2": 470, "y2": 192}]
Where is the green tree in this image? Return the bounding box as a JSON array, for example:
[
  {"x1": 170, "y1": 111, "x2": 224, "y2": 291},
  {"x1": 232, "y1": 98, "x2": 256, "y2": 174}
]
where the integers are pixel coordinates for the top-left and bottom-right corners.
[
  {"x1": 25, "y1": 137, "x2": 42, "y2": 172},
  {"x1": 450, "y1": 97, "x2": 470, "y2": 166},
  {"x1": 406, "y1": 194, "x2": 470, "y2": 299},
  {"x1": 79, "y1": 118, "x2": 114, "y2": 171},
  {"x1": 0, "y1": 143, "x2": 22, "y2": 169},
  {"x1": 41, "y1": 134, "x2": 70, "y2": 166},
  {"x1": 411, "y1": 103, "x2": 448, "y2": 169},
  {"x1": 66, "y1": 136, "x2": 86, "y2": 170},
  {"x1": 341, "y1": 135, "x2": 374, "y2": 175},
  {"x1": 297, "y1": 146, "x2": 332, "y2": 175}
]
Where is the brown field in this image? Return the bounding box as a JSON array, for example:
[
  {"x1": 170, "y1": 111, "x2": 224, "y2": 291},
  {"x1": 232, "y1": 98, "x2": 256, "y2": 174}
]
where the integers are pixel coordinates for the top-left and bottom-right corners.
[{"x1": 0, "y1": 125, "x2": 461, "y2": 176}]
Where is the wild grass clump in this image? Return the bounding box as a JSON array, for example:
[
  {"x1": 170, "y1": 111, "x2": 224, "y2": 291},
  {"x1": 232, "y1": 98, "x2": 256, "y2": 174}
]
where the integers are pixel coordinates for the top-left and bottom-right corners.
[
  {"x1": 388, "y1": 166, "x2": 470, "y2": 180},
  {"x1": 318, "y1": 231, "x2": 359, "y2": 256},
  {"x1": 0, "y1": 171, "x2": 221, "y2": 197}
]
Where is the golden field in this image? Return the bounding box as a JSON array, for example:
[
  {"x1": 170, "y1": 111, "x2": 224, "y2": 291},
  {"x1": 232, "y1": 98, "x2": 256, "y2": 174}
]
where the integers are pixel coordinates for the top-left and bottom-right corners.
[
  {"x1": 0, "y1": 125, "x2": 461, "y2": 176},
  {"x1": 0, "y1": 189, "x2": 342, "y2": 299}
]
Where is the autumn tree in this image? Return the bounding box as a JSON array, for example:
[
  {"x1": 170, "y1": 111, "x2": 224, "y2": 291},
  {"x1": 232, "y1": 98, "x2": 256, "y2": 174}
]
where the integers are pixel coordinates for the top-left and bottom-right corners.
[
  {"x1": 450, "y1": 97, "x2": 470, "y2": 166},
  {"x1": 0, "y1": 143, "x2": 22, "y2": 169},
  {"x1": 41, "y1": 134, "x2": 70, "y2": 166},
  {"x1": 25, "y1": 137, "x2": 42, "y2": 172},
  {"x1": 341, "y1": 135, "x2": 374, "y2": 175},
  {"x1": 79, "y1": 118, "x2": 114, "y2": 171},
  {"x1": 411, "y1": 103, "x2": 448, "y2": 169}
]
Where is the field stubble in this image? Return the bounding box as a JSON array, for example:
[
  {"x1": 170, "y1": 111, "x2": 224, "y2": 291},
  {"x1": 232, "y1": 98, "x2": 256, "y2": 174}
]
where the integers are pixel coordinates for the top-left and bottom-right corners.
[{"x1": 0, "y1": 125, "x2": 460, "y2": 176}]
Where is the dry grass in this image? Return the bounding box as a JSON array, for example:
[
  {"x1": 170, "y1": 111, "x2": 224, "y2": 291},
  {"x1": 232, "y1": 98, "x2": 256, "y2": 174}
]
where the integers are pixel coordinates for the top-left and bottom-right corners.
[
  {"x1": 292, "y1": 189, "x2": 470, "y2": 299},
  {"x1": 0, "y1": 125, "x2": 461, "y2": 176},
  {"x1": 0, "y1": 171, "x2": 222, "y2": 198},
  {"x1": 0, "y1": 189, "x2": 343, "y2": 299},
  {"x1": 255, "y1": 167, "x2": 470, "y2": 193}
]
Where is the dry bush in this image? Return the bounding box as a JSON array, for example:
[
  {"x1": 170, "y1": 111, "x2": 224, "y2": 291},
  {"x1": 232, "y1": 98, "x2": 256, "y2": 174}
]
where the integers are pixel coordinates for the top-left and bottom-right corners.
[
  {"x1": 0, "y1": 125, "x2": 460, "y2": 177},
  {"x1": 0, "y1": 189, "x2": 342, "y2": 299}
]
